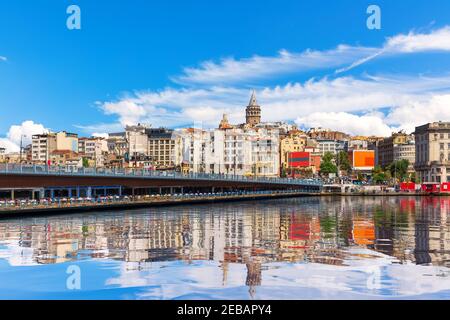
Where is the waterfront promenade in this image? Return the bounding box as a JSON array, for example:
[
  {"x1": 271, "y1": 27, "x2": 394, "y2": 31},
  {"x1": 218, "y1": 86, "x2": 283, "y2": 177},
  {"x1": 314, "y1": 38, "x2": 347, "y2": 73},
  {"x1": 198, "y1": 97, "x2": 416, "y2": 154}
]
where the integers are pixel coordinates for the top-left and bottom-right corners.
[{"x1": 0, "y1": 189, "x2": 318, "y2": 218}]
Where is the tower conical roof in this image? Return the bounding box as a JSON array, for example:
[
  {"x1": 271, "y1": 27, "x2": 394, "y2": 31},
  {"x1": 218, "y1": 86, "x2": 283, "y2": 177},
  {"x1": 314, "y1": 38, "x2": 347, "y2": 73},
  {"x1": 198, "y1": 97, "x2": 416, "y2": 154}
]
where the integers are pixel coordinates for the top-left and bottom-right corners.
[{"x1": 248, "y1": 90, "x2": 259, "y2": 106}]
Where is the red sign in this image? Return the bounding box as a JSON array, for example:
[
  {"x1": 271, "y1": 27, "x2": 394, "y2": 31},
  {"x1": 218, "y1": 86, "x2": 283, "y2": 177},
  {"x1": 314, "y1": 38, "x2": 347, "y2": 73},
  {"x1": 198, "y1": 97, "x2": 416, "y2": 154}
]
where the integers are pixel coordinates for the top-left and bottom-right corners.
[
  {"x1": 441, "y1": 183, "x2": 450, "y2": 193},
  {"x1": 288, "y1": 152, "x2": 310, "y2": 168}
]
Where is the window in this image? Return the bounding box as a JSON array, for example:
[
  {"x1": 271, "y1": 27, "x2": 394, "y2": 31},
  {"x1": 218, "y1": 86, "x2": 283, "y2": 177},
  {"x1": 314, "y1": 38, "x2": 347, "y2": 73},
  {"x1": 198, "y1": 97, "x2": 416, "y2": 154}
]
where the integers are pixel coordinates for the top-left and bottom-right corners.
[{"x1": 441, "y1": 143, "x2": 445, "y2": 150}]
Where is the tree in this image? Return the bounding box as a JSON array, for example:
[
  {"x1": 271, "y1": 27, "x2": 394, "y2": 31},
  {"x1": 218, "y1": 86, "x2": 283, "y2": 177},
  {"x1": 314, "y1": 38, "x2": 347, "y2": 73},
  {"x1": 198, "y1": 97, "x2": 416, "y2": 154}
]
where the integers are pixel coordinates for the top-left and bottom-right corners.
[
  {"x1": 372, "y1": 165, "x2": 387, "y2": 184},
  {"x1": 337, "y1": 151, "x2": 351, "y2": 172},
  {"x1": 320, "y1": 152, "x2": 338, "y2": 175},
  {"x1": 387, "y1": 159, "x2": 410, "y2": 182},
  {"x1": 280, "y1": 166, "x2": 287, "y2": 178},
  {"x1": 82, "y1": 157, "x2": 90, "y2": 168}
]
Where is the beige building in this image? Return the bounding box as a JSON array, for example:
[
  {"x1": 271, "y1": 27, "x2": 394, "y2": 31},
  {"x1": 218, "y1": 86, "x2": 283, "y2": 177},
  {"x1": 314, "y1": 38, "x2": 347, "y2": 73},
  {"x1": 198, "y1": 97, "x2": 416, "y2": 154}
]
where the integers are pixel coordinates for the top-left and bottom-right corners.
[
  {"x1": 124, "y1": 125, "x2": 176, "y2": 169},
  {"x1": 414, "y1": 122, "x2": 450, "y2": 183},
  {"x1": 31, "y1": 133, "x2": 57, "y2": 163},
  {"x1": 32, "y1": 132, "x2": 78, "y2": 164},
  {"x1": 107, "y1": 133, "x2": 128, "y2": 157},
  {"x1": 147, "y1": 128, "x2": 175, "y2": 169},
  {"x1": 49, "y1": 150, "x2": 82, "y2": 169},
  {"x1": 56, "y1": 132, "x2": 78, "y2": 152},
  {"x1": 280, "y1": 131, "x2": 309, "y2": 171},
  {"x1": 0, "y1": 147, "x2": 5, "y2": 162},
  {"x1": 377, "y1": 132, "x2": 415, "y2": 169},
  {"x1": 78, "y1": 137, "x2": 108, "y2": 167}
]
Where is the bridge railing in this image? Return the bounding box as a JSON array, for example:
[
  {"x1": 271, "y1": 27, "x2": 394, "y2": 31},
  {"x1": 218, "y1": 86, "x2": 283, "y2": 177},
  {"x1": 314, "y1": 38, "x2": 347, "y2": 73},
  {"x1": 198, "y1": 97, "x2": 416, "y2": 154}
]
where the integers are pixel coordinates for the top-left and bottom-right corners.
[{"x1": 0, "y1": 163, "x2": 323, "y2": 186}]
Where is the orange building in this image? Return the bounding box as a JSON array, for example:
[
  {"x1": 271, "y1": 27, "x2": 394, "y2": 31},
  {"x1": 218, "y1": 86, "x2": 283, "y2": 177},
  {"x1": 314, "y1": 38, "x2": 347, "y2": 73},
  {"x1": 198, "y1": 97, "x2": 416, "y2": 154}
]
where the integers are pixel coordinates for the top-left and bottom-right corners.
[{"x1": 349, "y1": 150, "x2": 375, "y2": 171}]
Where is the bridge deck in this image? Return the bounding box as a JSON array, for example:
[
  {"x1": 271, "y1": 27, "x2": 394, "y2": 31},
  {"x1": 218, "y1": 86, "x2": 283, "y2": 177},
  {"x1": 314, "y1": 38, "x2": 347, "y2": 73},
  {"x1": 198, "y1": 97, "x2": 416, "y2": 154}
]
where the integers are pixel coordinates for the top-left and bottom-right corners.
[{"x1": 0, "y1": 164, "x2": 322, "y2": 188}]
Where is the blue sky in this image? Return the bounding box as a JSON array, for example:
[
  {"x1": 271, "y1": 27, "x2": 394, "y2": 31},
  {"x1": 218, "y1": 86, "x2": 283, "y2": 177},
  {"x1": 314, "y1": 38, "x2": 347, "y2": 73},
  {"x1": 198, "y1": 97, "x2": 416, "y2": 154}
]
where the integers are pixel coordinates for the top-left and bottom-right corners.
[{"x1": 1, "y1": 0, "x2": 450, "y2": 151}]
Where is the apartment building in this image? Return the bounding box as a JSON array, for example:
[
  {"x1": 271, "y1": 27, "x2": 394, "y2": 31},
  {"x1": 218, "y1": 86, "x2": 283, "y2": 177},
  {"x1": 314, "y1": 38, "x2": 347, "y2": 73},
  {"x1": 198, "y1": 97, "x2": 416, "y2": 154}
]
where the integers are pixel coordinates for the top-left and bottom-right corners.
[
  {"x1": 315, "y1": 139, "x2": 346, "y2": 156},
  {"x1": 308, "y1": 128, "x2": 350, "y2": 141},
  {"x1": 146, "y1": 128, "x2": 175, "y2": 169},
  {"x1": 280, "y1": 131, "x2": 309, "y2": 173},
  {"x1": 377, "y1": 132, "x2": 415, "y2": 169},
  {"x1": 173, "y1": 128, "x2": 227, "y2": 174},
  {"x1": 31, "y1": 133, "x2": 57, "y2": 163},
  {"x1": 125, "y1": 124, "x2": 149, "y2": 157},
  {"x1": 250, "y1": 129, "x2": 280, "y2": 177},
  {"x1": 0, "y1": 147, "x2": 5, "y2": 162},
  {"x1": 78, "y1": 137, "x2": 108, "y2": 167},
  {"x1": 393, "y1": 141, "x2": 416, "y2": 173},
  {"x1": 31, "y1": 132, "x2": 78, "y2": 164},
  {"x1": 414, "y1": 122, "x2": 450, "y2": 183},
  {"x1": 173, "y1": 127, "x2": 279, "y2": 177},
  {"x1": 49, "y1": 150, "x2": 82, "y2": 169},
  {"x1": 223, "y1": 129, "x2": 249, "y2": 175},
  {"x1": 107, "y1": 132, "x2": 128, "y2": 157}
]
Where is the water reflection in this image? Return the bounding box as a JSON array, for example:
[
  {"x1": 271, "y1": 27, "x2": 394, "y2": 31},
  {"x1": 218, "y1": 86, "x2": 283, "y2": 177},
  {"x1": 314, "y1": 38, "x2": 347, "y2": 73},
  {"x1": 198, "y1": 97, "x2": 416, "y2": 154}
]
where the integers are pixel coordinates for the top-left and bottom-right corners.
[{"x1": 0, "y1": 196, "x2": 450, "y2": 299}]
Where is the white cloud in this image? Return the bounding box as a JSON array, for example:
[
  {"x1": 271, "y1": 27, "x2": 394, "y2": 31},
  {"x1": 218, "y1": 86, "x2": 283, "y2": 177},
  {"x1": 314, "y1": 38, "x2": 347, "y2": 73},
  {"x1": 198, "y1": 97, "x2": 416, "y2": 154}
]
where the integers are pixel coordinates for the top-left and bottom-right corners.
[
  {"x1": 95, "y1": 74, "x2": 450, "y2": 136},
  {"x1": 296, "y1": 94, "x2": 450, "y2": 136},
  {"x1": 91, "y1": 132, "x2": 109, "y2": 139},
  {"x1": 386, "y1": 26, "x2": 450, "y2": 53},
  {"x1": 82, "y1": 25, "x2": 450, "y2": 137},
  {"x1": 173, "y1": 46, "x2": 378, "y2": 85},
  {"x1": 338, "y1": 26, "x2": 450, "y2": 73},
  {"x1": 98, "y1": 87, "x2": 250, "y2": 128},
  {"x1": 385, "y1": 94, "x2": 450, "y2": 133},
  {"x1": 0, "y1": 138, "x2": 20, "y2": 153},
  {"x1": 172, "y1": 26, "x2": 450, "y2": 84},
  {"x1": 0, "y1": 56, "x2": 6, "y2": 62},
  {"x1": 296, "y1": 112, "x2": 395, "y2": 137},
  {"x1": 0, "y1": 121, "x2": 48, "y2": 153}
]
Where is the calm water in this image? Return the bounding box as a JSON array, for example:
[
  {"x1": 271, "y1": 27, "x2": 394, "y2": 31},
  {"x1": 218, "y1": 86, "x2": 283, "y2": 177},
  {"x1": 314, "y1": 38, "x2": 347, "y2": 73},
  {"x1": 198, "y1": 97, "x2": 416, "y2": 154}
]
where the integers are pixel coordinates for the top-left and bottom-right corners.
[{"x1": 0, "y1": 196, "x2": 450, "y2": 300}]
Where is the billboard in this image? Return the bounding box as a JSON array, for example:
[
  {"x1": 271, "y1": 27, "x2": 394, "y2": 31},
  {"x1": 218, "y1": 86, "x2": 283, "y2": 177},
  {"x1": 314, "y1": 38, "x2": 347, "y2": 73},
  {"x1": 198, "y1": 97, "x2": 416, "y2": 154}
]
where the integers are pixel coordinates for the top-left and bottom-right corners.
[
  {"x1": 350, "y1": 150, "x2": 375, "y2": 170},
  {"x1": 288, "y1": 152, "x2": 310, "y2": 168}
]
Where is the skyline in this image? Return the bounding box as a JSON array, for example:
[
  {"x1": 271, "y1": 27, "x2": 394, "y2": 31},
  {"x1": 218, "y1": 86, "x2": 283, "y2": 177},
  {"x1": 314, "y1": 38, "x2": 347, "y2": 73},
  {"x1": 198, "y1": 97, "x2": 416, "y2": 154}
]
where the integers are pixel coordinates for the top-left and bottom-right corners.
[{"x1": 1, "y1": 1, "x2": 450, "y2": 152}]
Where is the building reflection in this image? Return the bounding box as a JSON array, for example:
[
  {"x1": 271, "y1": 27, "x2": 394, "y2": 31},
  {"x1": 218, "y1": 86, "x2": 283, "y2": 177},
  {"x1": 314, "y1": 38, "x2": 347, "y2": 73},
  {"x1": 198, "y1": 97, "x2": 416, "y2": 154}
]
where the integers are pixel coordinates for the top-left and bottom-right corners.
[{"x1": 1, "y1": 196, "x2": 450, "y2": 294}]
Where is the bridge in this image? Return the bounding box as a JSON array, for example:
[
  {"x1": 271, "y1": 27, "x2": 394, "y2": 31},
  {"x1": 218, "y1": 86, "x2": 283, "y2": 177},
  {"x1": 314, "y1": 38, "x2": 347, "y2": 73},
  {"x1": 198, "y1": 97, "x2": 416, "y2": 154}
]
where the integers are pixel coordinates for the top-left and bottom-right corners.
[{"x1": 0, "y1": 164, "x2": 323, "y2": 200}]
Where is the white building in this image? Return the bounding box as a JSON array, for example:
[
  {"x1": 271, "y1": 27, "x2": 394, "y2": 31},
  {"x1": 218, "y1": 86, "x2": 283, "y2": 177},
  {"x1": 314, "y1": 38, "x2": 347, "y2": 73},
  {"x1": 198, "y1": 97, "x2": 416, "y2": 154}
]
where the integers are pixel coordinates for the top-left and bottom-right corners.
[
  {"x1": 247, "y1": 129, "x2": 280, "y2": 177},
  {"x1": 173, "y1": 128, "x2": 225, "y2": 174},
  {"x1": 173, "y1": 127, "x2": 279, "y2": 177},
  {"x1": 415, "y1": 122, "x2": 450, "y2": 183},
  {"x1": 315, "y1": 139, "x2": 345, "y2": 156},
  {"x1": 125, "y1": 124, "x2": 149, "y2": 157}
]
